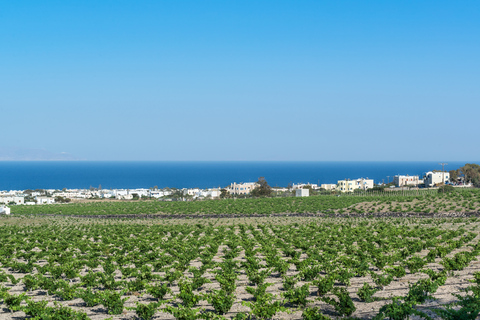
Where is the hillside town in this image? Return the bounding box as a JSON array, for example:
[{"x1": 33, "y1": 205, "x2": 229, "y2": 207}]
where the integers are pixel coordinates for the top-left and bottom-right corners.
[{"x1": 0, "y1": 170, "x2": 470, "y2": 209}]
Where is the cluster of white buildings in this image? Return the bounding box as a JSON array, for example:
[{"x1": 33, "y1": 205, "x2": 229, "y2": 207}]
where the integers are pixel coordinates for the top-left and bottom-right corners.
[
  {"x1": 392, "y1": 172, "x2": 451, "y2": 188},
  {"x1": 0, "y1": 186, "x2": 224, "y2": 205},
  {"x1": 0, "y1": 169, "x2": 460, "y2": 209}
]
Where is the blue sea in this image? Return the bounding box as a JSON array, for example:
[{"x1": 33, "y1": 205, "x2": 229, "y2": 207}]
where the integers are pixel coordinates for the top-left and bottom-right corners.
[{"x1": 0, "y1": 161, "x2": 472, "y2": 191}]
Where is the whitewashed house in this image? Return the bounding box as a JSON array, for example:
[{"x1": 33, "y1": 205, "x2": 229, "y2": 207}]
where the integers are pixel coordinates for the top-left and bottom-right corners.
[
  {"x1": 226, "y1": 182, "x2": 258, "y2": 195},
  {"x1": 0, "y1": 206, "x2": 10, "y2": 215},
  {"x1": 394, "y1": 175, "x2": 420, "y2": 187},
  {"x1": 0, "y1": 196, "x2": 25, "y2": 205},
  {"x1": 296, "y1": 189, "x2": 309, "y2": 197},
  {"x1": 149, "y1": 190, "x2": 172, "y2": 198},
  {"x1": 36, "y1": 197, "x2": 56, "y2": 205},
  {"x1": 425, "y1": 171, "x2": 450, "y2": 187},
  {"x1": 320, "y1": 184, "x2": 337, "y2": 191},
  {"x1": 337, "y1": 178, "x2": 374, "y2": 193}
]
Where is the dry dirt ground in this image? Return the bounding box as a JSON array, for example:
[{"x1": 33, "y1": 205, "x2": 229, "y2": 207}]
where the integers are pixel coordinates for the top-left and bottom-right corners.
[{"x1": 1, "y1": 216, "x2": 480, "y2": 319}]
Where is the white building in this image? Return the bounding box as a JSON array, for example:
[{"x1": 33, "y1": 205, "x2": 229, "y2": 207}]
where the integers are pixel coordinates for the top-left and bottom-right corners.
[
  {"x1": 291, "y1": 183, "x2": 319, "y2": 190},
  {"x1": 295, "y1": 188, "x2": 309, "y2": 197},
  {"x1": 110, "y1": 189, "x2": 135, "y2": 200},
  {"x1": 425, "y1": 171, "x2": 450, "y2": 187},
  {"x1": 321, "y1": 184, "x2": 337, "y2": 191},
  {"x1": 226, "y1": 182, "x2": 258, "y2": 195},
  {"x1": 0, "y1": 196, "x2": 24, "y2": 205},
  {"x1": 0, "y1": 206, "x2": 10, "y2": 215},
  {"x1": 130, "y1": 189, "x2": 150, "y2": 198},
  {"x1": 393, "y1": 175, "x2": 420, "y2": 187},
  {"x1": 183, "y1": 188, "x2": 201, "y2": 196},
  {"x1": 337, "y1": 178, "x2": 374, "y2": 193},
  {"x1": 182, "y1": 188, "x2": 222, "y2": 199},
  {"x1": 149, "y1": 190, "x2": 172, "y2": 198},
  {"x1": 204, "y1": 188, "x2": 221, "y2": 199},
  {"x1": 36, "y1": 197, "x2": 56, "y2": 205}
]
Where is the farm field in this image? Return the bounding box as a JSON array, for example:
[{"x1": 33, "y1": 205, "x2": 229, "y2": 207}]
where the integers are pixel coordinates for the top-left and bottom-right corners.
[
  {"x1": 1, "y1": 216, "x2": 480, "y2": 319},
  {"x1": 9, "y1": 189, "x2": 480, "y2": 216}
]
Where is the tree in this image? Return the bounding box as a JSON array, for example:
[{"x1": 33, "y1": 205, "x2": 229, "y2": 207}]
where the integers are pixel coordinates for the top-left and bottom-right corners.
[
  {"x1": 220, "y1": 189, "x2": 231, "y2": 199},
  {"x1": 55, "y1": 196, "x2": 71, "y2": 203},
  {"x1": 250, "y1": 177, "x2": 272, "y2": 197},
  {"x1": 449, "y1": 169, "x2": 459, "y2": 182},
  {"x1": 460, "y1": 163, "x2": 480, "y2": 187},
  {"x1": 302, "y1": 185, "x2": 316, "y2": 195},
  {"x1": 445, "y1": 163, "x2": 480, "y2": 187}
]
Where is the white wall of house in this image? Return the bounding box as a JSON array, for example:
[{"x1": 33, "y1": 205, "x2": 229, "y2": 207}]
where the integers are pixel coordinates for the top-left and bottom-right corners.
[
  {"x1": 226, "y1": 182, "x2": 257, "y2": 195},
  {"x1": 393, "y1": 175, "x2": 420, "y2": 187},
  {"x1": 295, "y1": 189, "x2": 309, "y2": 197},
  {"x1": 337, "y1": 178, "x2": 374, "y2": 192},
  {"x1": 35, "y1": 197, "x2": 56, "y2": 204},
  {"x1": 425, "y1": 172, "x2": 450, "y2": 187},
  {"x1": 0, "y1": 206, "x2": 10, "y2": 215},
  {"x1": 321, "y1": 184, "x2": 337, "y2": 191},
  {"x1": 149, "y1": 190, "x2": 172, "y2": 198},
  {"x1": 0, "y1": 196, "x2": 25, "y2": 205}
]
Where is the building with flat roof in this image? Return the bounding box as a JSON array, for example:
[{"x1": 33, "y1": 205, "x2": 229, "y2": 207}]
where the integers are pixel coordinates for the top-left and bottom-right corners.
[
  {"x1": 321, "y1": 183, "x2": 337, "y2": 191},
  {"x1": 393, "y1": 175, "x2": 420, "y2": 187},
  {"x1": 0, "y1": 196, "x2": 24, "y2": 205},
  {"x1": 425, "y1": 171, "x2": 450, "y2": 187},
  {"x1": 295, "y1": 188, "x2": 309, "y2": 197},
  {"x1": 337, "y1": 178, "x2": 374, "y2": 193},
  {"x1": 226, "y1": 182, "x2": 257, "y2": 195}
]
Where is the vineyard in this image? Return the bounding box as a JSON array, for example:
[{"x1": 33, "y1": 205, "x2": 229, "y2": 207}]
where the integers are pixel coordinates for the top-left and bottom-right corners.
[
  {"x1": 1, "y1": 216, "x2": 480, "y2": 319},
  {"x1": 9, "y1": 189, "x2": 480, "y2": 216}
]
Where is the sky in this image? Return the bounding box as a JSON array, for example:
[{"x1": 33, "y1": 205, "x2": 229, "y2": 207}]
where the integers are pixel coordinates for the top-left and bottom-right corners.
[{"x1": 1, "y1": 1, "x2": 479, "y2": 161}]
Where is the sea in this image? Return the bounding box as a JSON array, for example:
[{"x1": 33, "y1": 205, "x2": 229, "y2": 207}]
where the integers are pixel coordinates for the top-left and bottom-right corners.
[{"x1": 0, "y1": 161, "x2": 473, "y2": 191}]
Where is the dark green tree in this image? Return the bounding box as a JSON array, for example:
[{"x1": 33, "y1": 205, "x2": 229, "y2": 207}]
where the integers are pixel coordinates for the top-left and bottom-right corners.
[
  {"x1": 220, "y1": 189, "x2": 231, "y2": 199},
  {"x1": 460, "y1": 163, "x2": 480, "y2": 187},
  {"x1": 251, "y1": 177, "x2": 272, "y2": 197}
]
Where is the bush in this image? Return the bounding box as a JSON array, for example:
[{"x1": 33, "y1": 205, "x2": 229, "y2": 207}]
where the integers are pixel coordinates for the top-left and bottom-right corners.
[
  {"x1": 147, "y1": 282, "x2": 171, "y2": 301},
  {"x1": 101, "y1": 290, "x2": 128, "y2": 315},
  {"x1": 357, "y1": 282, "x2": 378, "y2": 303},
  {"x1": 135, "y1": 302, "x2": 158, "y2": 320},
  {"x1": 283, "y1": 284, "x2": 310, "y2": 307},
  {"x1": 321, "y1": 287, "x2": 356, "y2": 317},
  {"x1": 302, "y1": 307, "x2": 332, "y2": 320},
  {"x1": 207, "y1": 290, "x2": 235, "y2": 315},
  {"x1": 438, "y1": 185, "x2": 455, "y2": 194}
]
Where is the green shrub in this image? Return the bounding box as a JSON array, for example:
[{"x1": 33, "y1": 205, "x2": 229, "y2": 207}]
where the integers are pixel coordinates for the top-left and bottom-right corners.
[
  {"x1": 135, "y1": 302, "x2": 158, "y2": 320},
  {"x1": 357, "y1": 282, "x2": 378, "y2": 303},
  {"x1": 101, "y1": 290, "x2": 128, "y2": 315},
  {"x1": 302, "y1": 307, "x2": 332, "y2": 320},
  {"x1": 207, "y1": 290, "x2": 235, "y2": 315},
  {"x1": 321, "y1": 287, "x2": 356, "y2": 317}
]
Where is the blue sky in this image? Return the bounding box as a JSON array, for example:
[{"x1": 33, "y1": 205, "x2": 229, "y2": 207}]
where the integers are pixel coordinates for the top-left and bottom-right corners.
[{"x1": 1, "y1": 1, "x2": 479, "y2": 161}]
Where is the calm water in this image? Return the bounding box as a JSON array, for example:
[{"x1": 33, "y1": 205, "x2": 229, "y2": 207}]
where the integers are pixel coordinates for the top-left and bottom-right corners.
[{"x1": 0, "y1": 161, "x2": 471, "y2": 190}]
